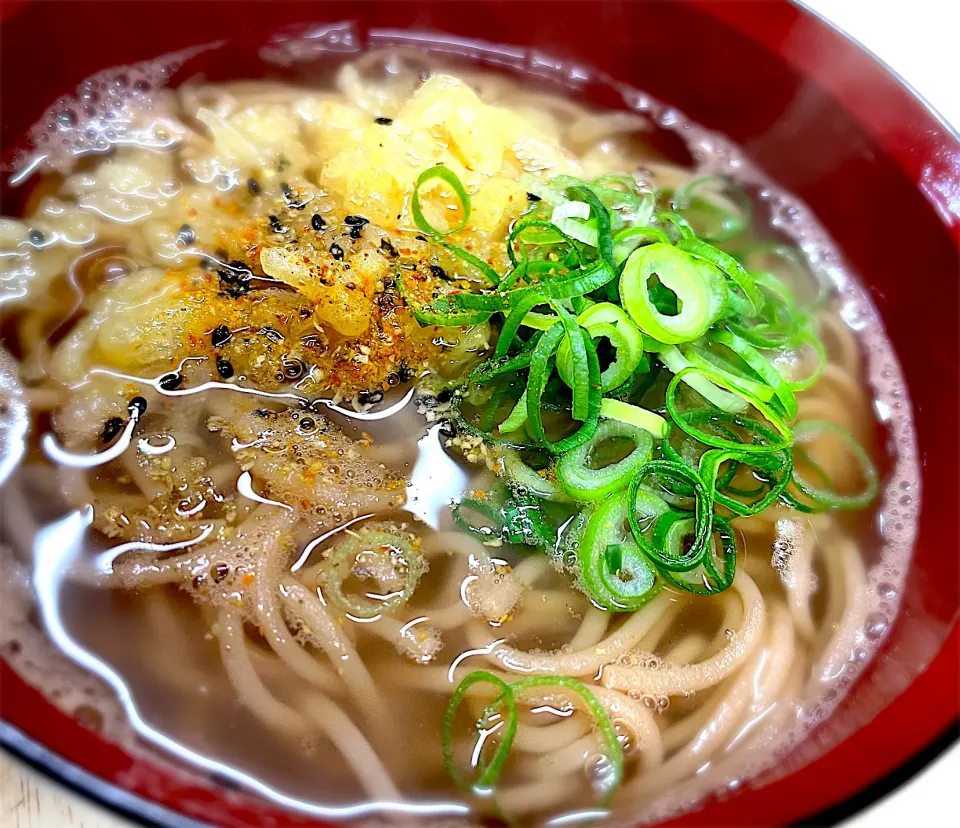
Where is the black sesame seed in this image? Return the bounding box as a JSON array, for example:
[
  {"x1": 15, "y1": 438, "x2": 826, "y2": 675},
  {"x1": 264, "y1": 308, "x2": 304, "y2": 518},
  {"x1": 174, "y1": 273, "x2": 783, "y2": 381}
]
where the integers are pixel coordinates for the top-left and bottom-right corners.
[
  {"x1": 437, "y1": 388, "x2": 454, "y2": 404},
  {"x1": 526, "y1": 192, "x2": 542, "y2": 202},
  {"x1": 415, "y1": 235, "x2": 428, "y2": 242},
  {"x1": 343, "y1": 215, "x2": 370, "y2": 227},
  {"x1": 216, "y1": 357, "x2": 234, "y2": 379},
  {"x1": 28, "y1": 228, "x2": 45, "y2": 246},
  {"x1": 330, "y1": 243, "x2": 344, "y2": 261},
  {"x1": 438, "y1": 419, "x2": 457, "y2": 439},
  {"x1": 380, "y1": 238, "x2": 398, "y2": 258},
  {"x1": 217, "y1": 260, "x2": 253, "y2": 297},
  {"x1": 158, "y1": 373, "x2": 183, "y2": 391},
  {"x1": 281, "y1": 182, "x2": 307, "y2": 210},
  {"x1": 374, "y1": 117, "x2": 394, "y2": 125},
  {"x1": 247, "y1": 178, "x2": 261, "y2": 195},
  {"x1": 349, "y1": 225, "x2": 363, "y2": 240},
  {"x1": 399, "y1": 365, "x2": 416, "y2": 383},
  {"x1": 211, "y1": 325, "x2": 231, "y2": 348},
  {"x1": 128, "y1": 396, "x2": 148, "y2": 416},
  {"x1": 101, "y1": 417, "x2": 124, "y2": 443},
  {"x1": 429, "y1": 264, "x2": 448, "y2": 280},
  {"x1": 357, "y1": 390, "x2": 384, "y2": 406},
  {"x1": 311, "y1": 213, "x2": 326, "y2": 232},
  {"x1": 268, "y1": 215, "x2": 287, "y2": 234},
  {"x1": 176, "y1": 224, "x2": 195, "y2": 246}
]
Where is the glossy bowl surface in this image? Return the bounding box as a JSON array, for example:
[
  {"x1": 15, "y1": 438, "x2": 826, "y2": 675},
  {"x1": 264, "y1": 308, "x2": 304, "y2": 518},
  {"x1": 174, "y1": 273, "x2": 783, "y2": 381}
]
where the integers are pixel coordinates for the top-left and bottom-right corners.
[{"x1": 1, "y1": 2, "x2": 957, "y2": 826}]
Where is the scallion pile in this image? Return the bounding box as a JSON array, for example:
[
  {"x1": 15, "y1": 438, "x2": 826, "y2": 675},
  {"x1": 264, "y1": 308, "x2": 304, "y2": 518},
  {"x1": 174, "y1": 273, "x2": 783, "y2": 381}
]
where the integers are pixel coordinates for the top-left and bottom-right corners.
[{"x1": 404, "y1": 164, "x2": 878, "y2": 613}]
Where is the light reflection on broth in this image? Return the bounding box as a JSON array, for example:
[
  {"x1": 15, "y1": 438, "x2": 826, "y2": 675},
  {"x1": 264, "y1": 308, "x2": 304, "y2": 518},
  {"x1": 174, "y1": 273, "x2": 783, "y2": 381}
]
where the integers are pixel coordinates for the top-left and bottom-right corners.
[{"x1": 0, "y1": 45, "x2": 919, "y2": 827}]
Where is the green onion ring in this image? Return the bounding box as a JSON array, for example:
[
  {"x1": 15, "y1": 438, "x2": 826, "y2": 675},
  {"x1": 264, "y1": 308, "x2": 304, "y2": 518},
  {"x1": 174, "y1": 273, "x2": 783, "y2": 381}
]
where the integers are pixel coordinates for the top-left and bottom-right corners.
[
  {"x1": 790, "y1": 420, "x2": 879, "y2": 509},
  {"x1": 526, "y1": 323, "x2": 602, "y2": 454},
  {"x1": 442, "y1": 671, "x2": 517, "y2": 793},
  {"x1": 628, "y1": 460, "x2": 713, "y2": 572},
  {"x1": 412, "y1": 164, "x2": 471, "y2": 237},
  {"x1": 317, "y1": 528, "x2": 425, "y2": 618},
  {"x1": 556, "y1": 418, "x2": 654, "y2": 501},
  {"x1": 620, "y1": 243, "x2": 727, "y2": 344},
  {"x1": 665, "y1": 367, "x2": 793, "y2": 454}
]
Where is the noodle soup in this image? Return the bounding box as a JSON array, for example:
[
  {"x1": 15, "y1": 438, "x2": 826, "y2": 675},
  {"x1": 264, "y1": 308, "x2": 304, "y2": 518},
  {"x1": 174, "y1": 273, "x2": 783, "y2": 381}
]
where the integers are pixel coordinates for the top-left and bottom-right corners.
[{"x1": 0, "y1": 48, "x2": 917, "y2": 826}]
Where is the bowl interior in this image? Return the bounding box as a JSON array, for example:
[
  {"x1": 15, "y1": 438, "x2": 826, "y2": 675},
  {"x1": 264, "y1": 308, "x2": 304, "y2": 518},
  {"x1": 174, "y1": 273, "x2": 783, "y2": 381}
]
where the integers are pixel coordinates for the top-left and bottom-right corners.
[{"x1": 1, "y1": 2, "x2": 957, "y2": 826}]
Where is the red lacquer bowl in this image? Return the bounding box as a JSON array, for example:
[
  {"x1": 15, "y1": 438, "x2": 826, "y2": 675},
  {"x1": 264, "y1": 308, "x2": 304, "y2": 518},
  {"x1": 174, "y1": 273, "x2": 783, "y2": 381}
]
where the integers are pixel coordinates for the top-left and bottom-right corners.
[{"x1": 1, "y1": 2, "x2": 957, "y2": 826}]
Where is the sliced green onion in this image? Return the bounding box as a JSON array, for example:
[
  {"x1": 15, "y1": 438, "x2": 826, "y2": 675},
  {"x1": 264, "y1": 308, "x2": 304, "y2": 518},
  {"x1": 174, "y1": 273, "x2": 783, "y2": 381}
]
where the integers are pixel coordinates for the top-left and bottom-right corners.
[
  {"x1": 526, "y1": 323, "x2": 601, "y2": 454},
  {"x1": 503, "y1": 451, "x2": 570, "y2": 501},
  {"x1": 452, "y1": 488, "x2": 557, "y2": 549},
  {"x1": 671, "y1": 176, "x2": 750, "y2": 243},
  {"x1": 655, "y1": 513, "x2": 737, "y2": 594},
  {"x1": 445, "y1": 673, "x2": 624, "y2": 804},
  {"x1": 551, "y1": 200, "x2": 598, "y2": 246},
  {"x1": 659, "y1": 346, "x2": 748, "y2": 413},
  {"x1": 699, "y1": 446, "x2": 793, "y2": 517},
  {"x1": 454, "y1": 259, "x2": 617, "y2": 313},
  {"x1": 498, "y1": 390, "x2": 528, "y2": 434},
  {"x1": 556, "y1": 418, "x2": 654, "y2": 501},
  {"x1": 628, "y1": 460, "x2": 713, "y2": 572},
  {"x1": 494, "y1": 293, "x2": 549, "y2": 360},
  {"x1": 681, "y1": 339, "x2": 775, "y2": 403},
  {"x1": 507, "y1": 218, "x2": 581, "y2": 268},
  {"x1": 568, "y1": 184, "x2": 615, "y2": 268},
  {"x1": 740, "y1": 241, "x2": 829, "y2": 309},
  {"x1": 317, "y1": 527, "x2": 425, "y2": 618},
  {"x1": 666, "y1": 367, "x2": 793, "y2": 454},
  {"x1": 550, "y1": 301, "x2": 590, "y2": 421},
  {"x1": 676, "y1": 236, "x2": 763, "y2": 318},
  {"x1": 620, "y1": 243, "x2": 726, "y2": 344},
  {"x1": 467, "y1": 334, "x2": 539, "y2": 386},
  {"x1": 520, "y1": 173, "x2": 567, "y2": 206},
  {"x1": 557, "y1": 302, "x2": 643, "y2": 392},
  {"x1": 441, "y1": 240, "x2": 501, "y2": 286},
  {"x1": 769, "y1": 330, "x2": 828, "y2": 392},
  {"x1": 398, "y1": 277, "x2": 492, "y2": 327},
  {"x1": 661, "y1": 407, "x2": 791, "y2": 515},
  {"x1": 790, "y1": 420, "x2": 879, "y2": 509},
  {"x1": 510, "y1": 677, "x2": 623, "y2": 801},
  {"x1": 412, "y1": 164, "x2": 471, "y2": 237},
  {"x1": 599, "y1": 398, "x2": 668, "y2": 439},
  {"x1": 654, "y1": 210, "x2": 696, "y2": 240},
  {"x1": 577, "y1": 490, "x2": 662, "y2": 611},
  {"x1": 712, "y1": 329, "x2": 798, "y2": 420},
  {"x1": 442, "y1": 671, "x2": 517, "y2": 793},
  {"x1": 612, "y1": 225, "x2": 671, "y2": 265},
  {"x1": 521, "y1": 310, "x2": 560, "y2": 331}
]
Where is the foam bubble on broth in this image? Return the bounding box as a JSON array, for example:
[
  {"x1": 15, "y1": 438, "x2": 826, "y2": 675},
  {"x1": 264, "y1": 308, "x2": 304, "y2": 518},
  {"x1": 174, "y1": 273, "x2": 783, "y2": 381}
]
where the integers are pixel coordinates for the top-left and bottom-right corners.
[
  {"x1": 0, "y1": 40, "x2": 922, "y2": 826},
  {"x1": 5, "y1": 44, "x2": 217, "y2": 183}
]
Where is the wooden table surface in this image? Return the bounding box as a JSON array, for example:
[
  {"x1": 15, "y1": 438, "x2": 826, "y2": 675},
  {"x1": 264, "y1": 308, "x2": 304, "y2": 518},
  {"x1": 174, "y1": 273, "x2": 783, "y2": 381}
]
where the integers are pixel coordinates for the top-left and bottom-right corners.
[{"x1": 1, "y1": 753, "x2": 126, "y2": 828}]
